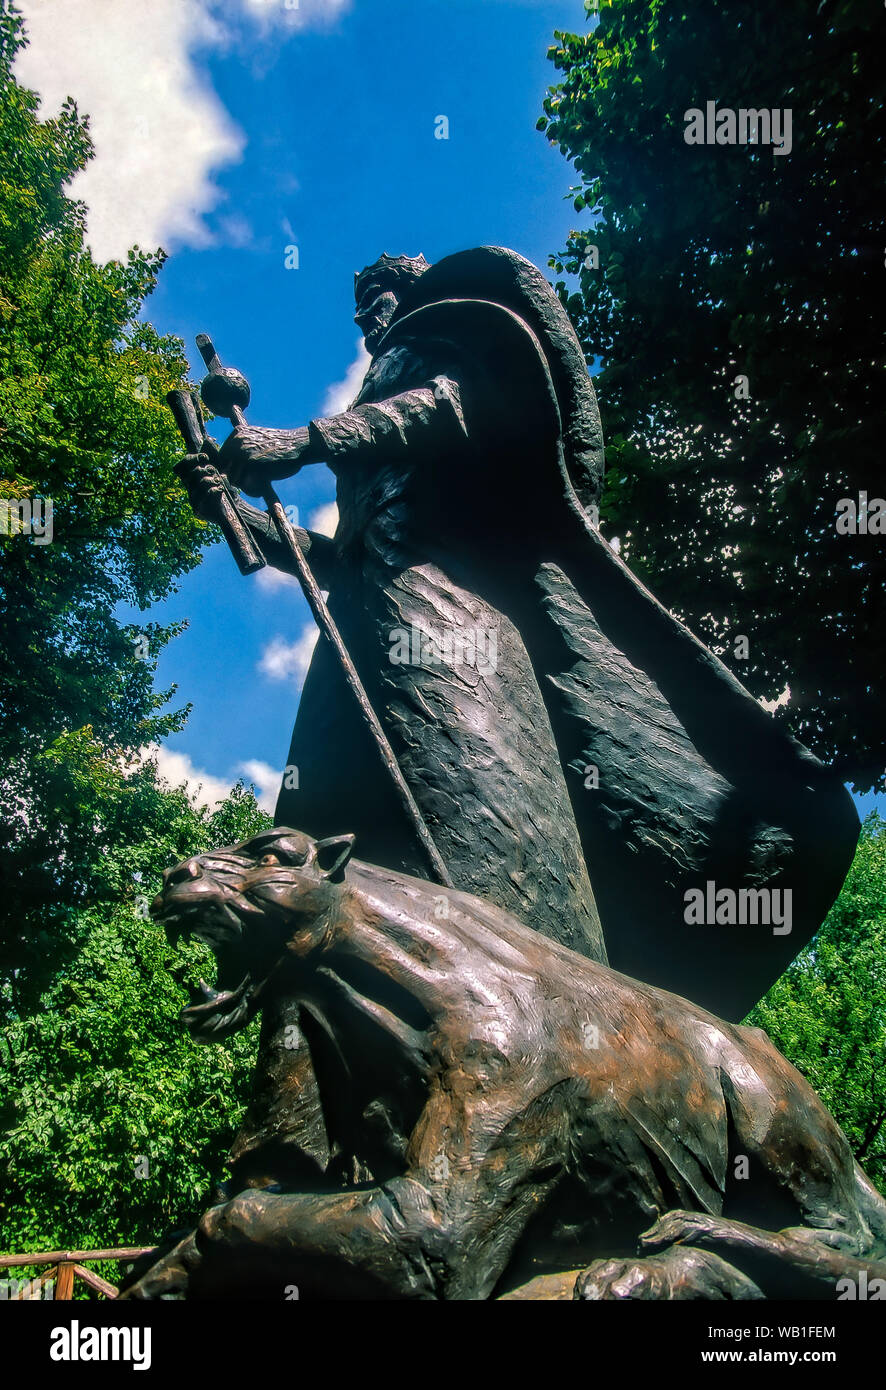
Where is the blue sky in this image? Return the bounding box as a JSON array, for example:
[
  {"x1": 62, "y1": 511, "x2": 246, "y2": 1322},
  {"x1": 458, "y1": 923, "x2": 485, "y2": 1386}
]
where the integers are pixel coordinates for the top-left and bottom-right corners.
[
  {"x1": 16, "y1": 0, "x2": 882, "y2": 821},
  {"x1": 50, "y1": 0, "x2": 593, "y2": 809},
  {"x1": 148, "y1": 0, "x2": 593, "y2": 809},
  {"x1": 17, "y1": 0, "x2": 596, "y2": 808}
]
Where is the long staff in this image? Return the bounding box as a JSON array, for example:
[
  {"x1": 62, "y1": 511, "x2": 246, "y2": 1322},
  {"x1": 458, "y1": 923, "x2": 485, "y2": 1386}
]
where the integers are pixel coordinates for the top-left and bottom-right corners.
[{"x1": 193, "y1": 333, "x2": 453, "y2": 891}]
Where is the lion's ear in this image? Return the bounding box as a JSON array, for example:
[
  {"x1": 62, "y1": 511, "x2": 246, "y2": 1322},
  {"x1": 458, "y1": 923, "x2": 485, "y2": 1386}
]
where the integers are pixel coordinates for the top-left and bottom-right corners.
[{"x1": 314, "y1": 833, "x2": 356, "y2": 882}]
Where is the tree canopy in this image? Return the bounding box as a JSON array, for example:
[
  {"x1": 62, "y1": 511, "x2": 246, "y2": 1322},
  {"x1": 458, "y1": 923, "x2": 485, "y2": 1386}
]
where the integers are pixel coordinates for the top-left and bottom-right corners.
[
  {"x1": 0, "y1": 5, "x2": 268, "y2": 1277},
  {"x1": 0, "y1": 6, "x2": 217, "y2": 1009},
  {"x1": 748, "y1": 813, "x2": 886, "y2": 1193},
  {"x1": 539, "y1": 0, "x2": 884, "y2": 790},
  {"x1": 0, "y1": 782, "x2": 268, "y2": 1280}
]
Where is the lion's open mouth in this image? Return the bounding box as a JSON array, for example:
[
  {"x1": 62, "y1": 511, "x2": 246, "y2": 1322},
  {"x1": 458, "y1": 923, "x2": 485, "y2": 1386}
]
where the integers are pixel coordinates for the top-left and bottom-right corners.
[
  {"x1": 158, "y1": 894, "x2": 257, "y2": 1041},
  {"x1": 179, "y1": 973, "x2": 252, "y2": 1040}
]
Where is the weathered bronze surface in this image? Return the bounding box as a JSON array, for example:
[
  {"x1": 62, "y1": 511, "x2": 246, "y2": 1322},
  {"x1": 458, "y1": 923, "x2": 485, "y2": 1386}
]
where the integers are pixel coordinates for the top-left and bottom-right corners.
[
  {"x1": 121, "y1": 829, "x2": 886, "y2": 1301},
  {"x1": 185, "y1": 247, "x2": 858, "y2": 1021},
  {"x1": 152, "y1": 247, "x2": 870, "y2": 1302}
]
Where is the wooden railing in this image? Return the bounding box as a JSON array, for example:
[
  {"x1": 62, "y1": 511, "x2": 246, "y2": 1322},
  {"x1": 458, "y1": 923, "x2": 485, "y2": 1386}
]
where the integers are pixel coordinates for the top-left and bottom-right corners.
[{"x1": 0, "y1": 1246, "x2": 156, "y2": 1300}]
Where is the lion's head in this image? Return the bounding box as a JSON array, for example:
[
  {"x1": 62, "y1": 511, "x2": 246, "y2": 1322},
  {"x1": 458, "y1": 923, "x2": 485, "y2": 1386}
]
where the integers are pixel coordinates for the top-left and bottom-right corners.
[{"x1": 153, "y1": 827, "x2": 355, "y2": 1040}]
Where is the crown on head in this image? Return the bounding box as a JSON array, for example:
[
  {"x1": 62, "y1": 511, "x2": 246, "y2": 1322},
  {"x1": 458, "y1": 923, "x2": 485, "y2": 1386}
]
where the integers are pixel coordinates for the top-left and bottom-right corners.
[{"x1": 354, "y1": 253, "x2": 431, "y2": 299}]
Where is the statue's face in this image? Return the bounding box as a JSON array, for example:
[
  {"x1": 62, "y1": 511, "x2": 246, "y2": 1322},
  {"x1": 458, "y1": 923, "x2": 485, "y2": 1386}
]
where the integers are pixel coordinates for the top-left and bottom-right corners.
[
  {"x1": 354, "y1": 275, "x2": 400, "y2": 354},
  {"x1": 152, "y1": 827, "x2": 354, "y2": 1041}
]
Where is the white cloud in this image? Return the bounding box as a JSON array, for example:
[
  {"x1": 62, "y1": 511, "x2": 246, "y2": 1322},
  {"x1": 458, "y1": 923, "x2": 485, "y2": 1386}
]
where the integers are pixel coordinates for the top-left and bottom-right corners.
[
  {"x1": 236, "y1": 758, "x2": 281, "y2": 813},
  {"x1": 144, "y1": 743, "x2": 238, "y2": 809},
  {"x1": 15, "y1": 1, "x2": 242, "y2": 262},
  {"x1": 236, "y1": 0, "x2": 351, "y2": 32},
  {"x1": 309, "y1": 500, "x2": 339, "y2": 537},
  {"x1": 13, "y1": 0, "x2": 351, "y2": 263},
  {"x1": 255, "y1": 564, "x2": 300, "y2": 593},
  {"x1": 259, "y1": 623, "x2": 319, "y2": 685},
  {"x1": 322, "y1": 340, "x2": 371, "y2": 415},
  {"x1": 215, "y1": 213, "x2": 256, "y2": 250},
  {"x1": 144, "y1": 743, "x2": 279, "y2": 812},
  {"x1": 252, "y1": 499, "x2": 337, "y2": 591}
]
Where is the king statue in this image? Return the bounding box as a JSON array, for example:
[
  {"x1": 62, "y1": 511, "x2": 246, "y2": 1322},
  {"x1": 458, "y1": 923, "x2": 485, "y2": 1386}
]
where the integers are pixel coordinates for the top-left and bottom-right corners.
[{"x1": 185, "y1": 245, "x2": 858, "y2": 1029}]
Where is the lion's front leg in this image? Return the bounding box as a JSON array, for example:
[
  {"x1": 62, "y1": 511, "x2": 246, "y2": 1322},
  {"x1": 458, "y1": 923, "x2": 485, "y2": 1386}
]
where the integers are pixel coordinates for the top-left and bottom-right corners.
[
  {"x1": 122, "y1": 1184, "x2": 443, "y2": 1301},
  {"x1": 640, "y1": 1210, "x2": 886, "y2": 1299},
  {"x1": 177, "y1": 1148, "x2": 546, "y2": 1302},
  {"x1": 185, "y1": 1178, "x2": 447, "y2": 1300}
]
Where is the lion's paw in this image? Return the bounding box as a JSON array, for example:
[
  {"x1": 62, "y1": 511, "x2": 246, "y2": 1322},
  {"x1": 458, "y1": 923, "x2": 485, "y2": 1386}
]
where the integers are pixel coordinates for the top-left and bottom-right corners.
[
  {"x1": 575, "y1": 1247, "x2": 764, "y2": 1301},
  {"x1": 574, "y1": 1256, "x2": 666, "y2": 1300}
]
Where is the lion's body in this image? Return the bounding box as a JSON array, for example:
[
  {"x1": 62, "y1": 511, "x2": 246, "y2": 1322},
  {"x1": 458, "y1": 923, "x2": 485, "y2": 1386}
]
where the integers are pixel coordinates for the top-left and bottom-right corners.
[{"x1": 123, "y1": 832, "x2": 886, "y2": 1301}]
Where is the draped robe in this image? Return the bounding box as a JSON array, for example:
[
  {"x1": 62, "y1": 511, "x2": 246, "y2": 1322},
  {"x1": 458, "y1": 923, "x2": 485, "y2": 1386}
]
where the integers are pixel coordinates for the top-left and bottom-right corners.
[{"x1": 227, "y1": 248, "x2": 857, "y2": 1188}]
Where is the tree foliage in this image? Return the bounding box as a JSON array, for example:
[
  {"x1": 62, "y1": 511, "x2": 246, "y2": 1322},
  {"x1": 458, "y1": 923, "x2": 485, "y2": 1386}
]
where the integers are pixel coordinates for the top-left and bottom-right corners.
[
  {"x1": 540, "y1": 0, "x2": 884, "y2": 789},
  {"x1": 748, "y1": 814, "x2": 886, "y2": 1194},
  {"x1": 0, "y1": 6, "x2": 216, "y2": 1002},
  {"x1": 0, "y1": 7, "x2": 269, "y2": 1281},
  {"x1": 0, "y1": 776, "x2": 269, "y2": 1287}
]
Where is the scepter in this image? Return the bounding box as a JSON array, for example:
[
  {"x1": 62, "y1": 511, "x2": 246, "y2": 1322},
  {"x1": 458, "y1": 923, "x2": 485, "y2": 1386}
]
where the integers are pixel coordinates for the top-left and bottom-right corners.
[
  {"x1": 190, "y1": 333, "x2": 454, "y2": 891},
  {"x1": 166, "y1": 386, "x2": 265, "y2": 576}
]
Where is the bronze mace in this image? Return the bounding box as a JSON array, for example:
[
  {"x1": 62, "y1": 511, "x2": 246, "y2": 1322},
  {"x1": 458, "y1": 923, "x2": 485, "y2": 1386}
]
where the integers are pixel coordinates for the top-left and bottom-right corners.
[{"x1": 189, "y1": 333, "x2": 453, "y2": 890}]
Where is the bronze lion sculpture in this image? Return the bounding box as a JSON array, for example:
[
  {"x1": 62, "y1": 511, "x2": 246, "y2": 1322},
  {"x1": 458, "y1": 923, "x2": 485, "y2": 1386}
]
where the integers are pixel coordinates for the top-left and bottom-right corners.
[{"x1": 121, "y1": 827, "x2": 886, "y2": 1301}]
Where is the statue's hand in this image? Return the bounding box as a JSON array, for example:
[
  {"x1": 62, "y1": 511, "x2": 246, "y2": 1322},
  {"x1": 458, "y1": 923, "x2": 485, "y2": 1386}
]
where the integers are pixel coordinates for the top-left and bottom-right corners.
[
  {"x1": 177, "y1": 443, "x2": 231, "y2": 522},
  {"x1": 219, "y1": 425, "x2": 316, "y2": 496}
]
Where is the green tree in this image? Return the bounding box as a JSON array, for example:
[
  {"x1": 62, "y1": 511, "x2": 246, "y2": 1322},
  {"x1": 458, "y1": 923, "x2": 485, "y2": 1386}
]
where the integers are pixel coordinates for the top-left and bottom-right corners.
[
  {"x1": 0, "y1": 5, "x2": 272, "y2": 1282},
  {"x1": 0, "y1": 772, "x2": 270, "y2": 1287},
  {"x1": 748, "y1": 814, "x2": 886, "y2": 1193},
  {"x1": 0, "y1": 5, "x2": 216, "y2": 1009},
  {"x1": 539, "y1": 0, "x2": 884, "y2": 789}
]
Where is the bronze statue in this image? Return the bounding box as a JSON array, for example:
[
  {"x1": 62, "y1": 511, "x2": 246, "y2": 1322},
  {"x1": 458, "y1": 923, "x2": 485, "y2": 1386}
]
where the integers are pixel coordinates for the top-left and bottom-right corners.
[
  {"x1": 149, "y1": 247, "x2": 869, "y2": 1301},
  {"x1": 183, "y1": 247, "x2": 858, "y2": 1020},
  {"x1": 121, "y1": 828, "x2": 886, "y2": 1301}
]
